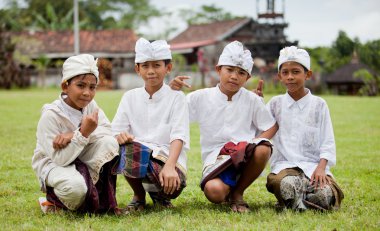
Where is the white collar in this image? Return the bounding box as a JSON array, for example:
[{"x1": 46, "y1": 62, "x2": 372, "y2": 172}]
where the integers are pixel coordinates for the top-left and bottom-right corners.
[
  {"x1": 285, "y1": 89, "x2": 311, "y2": 110},
  {"x1": 215, "y1": 84, "x2": 243, "y2": 102},
  {"x1": 142, "y1": 83, "x2": 169, "y2": 102}
]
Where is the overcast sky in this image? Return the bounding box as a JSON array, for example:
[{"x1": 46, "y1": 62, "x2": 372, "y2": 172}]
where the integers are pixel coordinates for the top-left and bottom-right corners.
[{"x1": 147, "y1": 0, "x2": 380, "y2": 48}]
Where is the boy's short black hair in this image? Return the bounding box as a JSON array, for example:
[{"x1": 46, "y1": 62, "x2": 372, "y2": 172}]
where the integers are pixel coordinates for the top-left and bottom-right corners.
[{"x1": 136, "y1": 59, "x2": 171, "y2": 67}]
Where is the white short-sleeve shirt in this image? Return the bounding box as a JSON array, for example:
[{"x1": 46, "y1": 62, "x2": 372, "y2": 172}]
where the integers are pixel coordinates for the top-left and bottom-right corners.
[
  {"x1": 187, "y1": 85, "x2": 276, "y2": 168},
  {"x1": 267, "y1": 90, "x2": 336, "y2": 178},
  {"x1": 112, "y1": 84, "x2": 189, "y2": 171}
]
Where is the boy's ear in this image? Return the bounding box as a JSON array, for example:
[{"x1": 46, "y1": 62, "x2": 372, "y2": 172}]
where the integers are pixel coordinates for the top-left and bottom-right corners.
[
  {"x1": 61, "y1": 82, "x2": 68, "y2": 93},
  {"x1": 134, "y1": 64, "x2": 140, "y2": 75},
  {"x1": 277, "y1": 72, "x2": 282, "y2": 81},
  {"x1": 306, "y1": 70, "x2": 313, "y2": 80},
  {"x1": 215, "y1": 65, "x2": 221, "y2": 74},
  {"x1": 166, "y1": 63, "x2": 173, "y2": 73}
]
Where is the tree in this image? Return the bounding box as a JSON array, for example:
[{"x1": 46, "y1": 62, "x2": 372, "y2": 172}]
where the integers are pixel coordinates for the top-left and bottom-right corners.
[
  {"x1": 0, "y1": 0, "x2": 160, "y2": 31},
  {"x1": 34, "y1": 2, "x2": 74, "y2": 30},
  {"x1": 0, "y1": 0, "x2": 32, "y2": 31},
  {"x1": 0, "y1": 27, "x2": 28, "y2": 89},
  {"x1": 358, "y1": 39, "x2": 380, "y2": 73},
  {"x1": 354, "y1": 69, "x2": 378, "y2": 96},
  {"x1": 326, "y1": 31, "x2": 358, "y2": 71},
  {"x1": 180, "y1": 4, "x2": 238, "y2": 25}
]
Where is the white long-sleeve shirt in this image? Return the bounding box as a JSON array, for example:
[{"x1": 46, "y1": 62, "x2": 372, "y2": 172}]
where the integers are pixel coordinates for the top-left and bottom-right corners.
[
  {"x1": 112, "y1": 84, "x2": 189, "y2": 172},
  {"x1": 187, "y1": 85, "x2": 276, "y2": 169},
  {"x1": 32, "y1": 94, "x2": 119, "y2": 192},
  {"x1": 267, "y1": 90, "x2": 336, "y2": 178}
]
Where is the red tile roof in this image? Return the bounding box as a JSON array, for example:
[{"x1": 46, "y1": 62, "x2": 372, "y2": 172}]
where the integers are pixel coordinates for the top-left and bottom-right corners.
[
  {"x1": 170, "y1": 18, "x2": 250, "y2": 50},
  {"x1": 10, "y1": 29, "x2": 138, "y2": 58}
]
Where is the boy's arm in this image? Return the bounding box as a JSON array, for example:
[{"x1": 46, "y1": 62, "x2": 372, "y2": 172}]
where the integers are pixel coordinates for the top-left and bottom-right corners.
[
  {"x1": 319, "y1": 103, "x2": 336, "y2": 166},
  {"x1": 38, "y1": 111, "x2": 89, "y2": 166},
  {"x1": 257, "y1": 122, "x2": 278, "y2": 139},
  {"x1": 159, "y1": 139, "x2": 183, "y2": 195}
]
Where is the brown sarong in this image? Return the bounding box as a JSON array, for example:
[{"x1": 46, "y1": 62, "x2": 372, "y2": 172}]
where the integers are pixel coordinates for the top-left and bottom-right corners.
[
  {"x1": 46, "y1": 158, "x2": 118, "y2": 214},
  {"x1": 266, "y1": 168, "x2": 344, "y2": 210}
]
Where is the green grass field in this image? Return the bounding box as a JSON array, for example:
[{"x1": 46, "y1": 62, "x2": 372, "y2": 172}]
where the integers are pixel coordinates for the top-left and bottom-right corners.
[{"x1": 0, "y1": 89, "x2": 379, "y2": 230}]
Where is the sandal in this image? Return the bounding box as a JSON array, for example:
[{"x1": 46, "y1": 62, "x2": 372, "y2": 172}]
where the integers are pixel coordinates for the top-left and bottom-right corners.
[
  {"x1": 229, "y1": 200, "x2": 251, "y2": 213},
  {"x1": 149, "y1": 192, "x2": 174, "y2": 208},
  {"x1": 113, "y1": 207, "x2": 130, "y2": 216},
  {"x1": 127, "y1": 199, "x2": 146, "y2": 212}
]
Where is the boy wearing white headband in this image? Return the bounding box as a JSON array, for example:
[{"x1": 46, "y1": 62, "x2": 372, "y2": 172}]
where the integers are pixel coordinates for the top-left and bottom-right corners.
[
  {"x1": 170, "y1": 41, "x2": 277, "y2": 213},
  {"x1": 32, "y1": 54, "x2": 121, "y2": 214},
  {"x1": 266, "y1": 46, "x2": 344, "y2": 211},
  {"x1": 112, "y1": 38, "x2": 189, "y2": 210}
]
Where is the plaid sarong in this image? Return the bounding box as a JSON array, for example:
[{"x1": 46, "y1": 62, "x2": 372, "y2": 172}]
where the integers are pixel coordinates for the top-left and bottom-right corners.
[
  {"x1": 112, "y1": 142, "x2": 152, "y2": 178},
  {"x1": 144, "y1": 158, "x2": 187, "y2": 200},
  {"x1": 113, "y1": 142, "x2": 186, "y2": 200}
]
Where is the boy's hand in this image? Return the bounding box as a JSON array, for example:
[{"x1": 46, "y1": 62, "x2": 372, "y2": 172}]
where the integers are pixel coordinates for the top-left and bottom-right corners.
[
  {"x1": 252, "y1": 79, "x2": 264, "y2": 97},
  {"x1": 310, "y1": 165, "x2": 331, "y2": 189},
  {"x1": 116, "y1": 132, "x2": 135, "y2": 145},
  {"x1": 80, "y1": 109, "x2": 98, "y2": 138},
  {"x1": 53, "y1": 132, "x2": 74, "y2": 150},
  {"x1": 169, "y1": 76, "x2": 191, "y2": 90},
  {"x1": 159, "y1": 164, "x2": 181, "y2": 195}
]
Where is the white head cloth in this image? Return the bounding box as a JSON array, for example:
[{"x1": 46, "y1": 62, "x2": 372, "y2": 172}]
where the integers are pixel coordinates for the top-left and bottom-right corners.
[
  {"x1": 135, "y1": 38, "x2": 172, "y2": 63},
  {"x1": 62, "y1": 54, "x2": 99, "y2": 83},
  {"x1": 278, "y1": 46, "x2": 310, "y2": 70},
  {"x1": 217, "y1": 41, "x2": 254, "y2": 75}
]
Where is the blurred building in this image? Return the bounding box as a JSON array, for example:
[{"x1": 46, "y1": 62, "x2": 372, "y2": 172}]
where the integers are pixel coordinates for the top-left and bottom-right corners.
[
  {"x1": 10, "y1": 29, "x2": 138, "y2": 88},
  {"x1": 325, "y1": 53, "x2": 378, "y2": 95}
]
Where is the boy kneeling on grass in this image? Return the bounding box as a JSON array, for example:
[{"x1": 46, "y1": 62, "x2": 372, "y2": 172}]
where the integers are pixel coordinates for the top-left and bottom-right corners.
[
  {"x1": 112, "y1": 38, "x2": 189, "y2": 211},
  {"x1": 32, "y1": 54, "x2": 120, "y2": 214},
  {"x1": 265, "y1": 46, "x2": 344, "y2": 211},
  {"x1": 170, "y1": 41, "x2": 277, "y2": 213}
]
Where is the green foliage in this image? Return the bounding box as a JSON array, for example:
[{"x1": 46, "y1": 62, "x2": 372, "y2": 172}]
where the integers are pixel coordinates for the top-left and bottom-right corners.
[
  {"x1": 323, "y1": 31, "x2": 357, "y2": 72},
  {"x1": 171, "y1": 53, "x2": 186, "y2": 75},
  {"x1": 358, "y1": 40, "x2": 380, "y2": 73},
  {"x1": 354, "y1": 69, "x2": 379, "y2": 96},
  {"x1": 0, "y1": 0, "x2": 160, "y2": 31},
  {"x1": 0, "y1": 27, "x2": 28, "y2": 89},
  {"x1": 180, "y1": 4, "x2": 239, "y2": 25},
  {"x1": 33, "y1": 2, "x2": 74, "y2": 30},
  {"x1": 331, "y1": 31, "x2": 356, "y2": 58},
  {"x1": 0, "y1": 90, "x2": 379, "y2": 230},
  {"x1": 306, "y1": 33, "x2": 380, "y2": 77}
]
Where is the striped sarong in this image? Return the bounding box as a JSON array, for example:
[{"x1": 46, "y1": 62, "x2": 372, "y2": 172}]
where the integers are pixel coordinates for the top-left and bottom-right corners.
[
  {"x1": 113, "y1": 142, "x2": 186, "y2": 200},
  {"x1": 112, "y1": 142, "x2": 152, "y2": 178}
]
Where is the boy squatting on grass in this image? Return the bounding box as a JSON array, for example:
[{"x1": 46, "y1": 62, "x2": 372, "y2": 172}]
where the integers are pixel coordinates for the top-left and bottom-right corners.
[
  {"x1": 170, "y1": 41, "x2": 278, "y2": 213},
  {"x1": 265, "y1": 46, "x2": 344, "y2": 211},
  {"x1": 32, "y1": 54, "x2": 121, "y2": 214},
  {"x1": 111, "y1": 38, "x2": 189, "y2": 211}
]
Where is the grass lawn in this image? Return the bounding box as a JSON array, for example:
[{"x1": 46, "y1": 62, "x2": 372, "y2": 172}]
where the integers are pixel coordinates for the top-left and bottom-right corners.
[{"x1": 0, "y1": 89, "x2": 379, "y2": 230}]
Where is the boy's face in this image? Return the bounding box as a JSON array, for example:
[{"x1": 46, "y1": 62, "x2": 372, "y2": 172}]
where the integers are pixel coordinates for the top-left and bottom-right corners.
[
  {"x1": 278, "y1": 61, "x2": 312, "y2": 94},
  {"x1": 135, "y1": 60, "x2": 172, "y2": 90},
  {"x1": 217, "y1": 65, "x2": 250, "y2": 96},
  {"x1": 61, "y1": 74, "x2": 97, "y2": 110}
]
